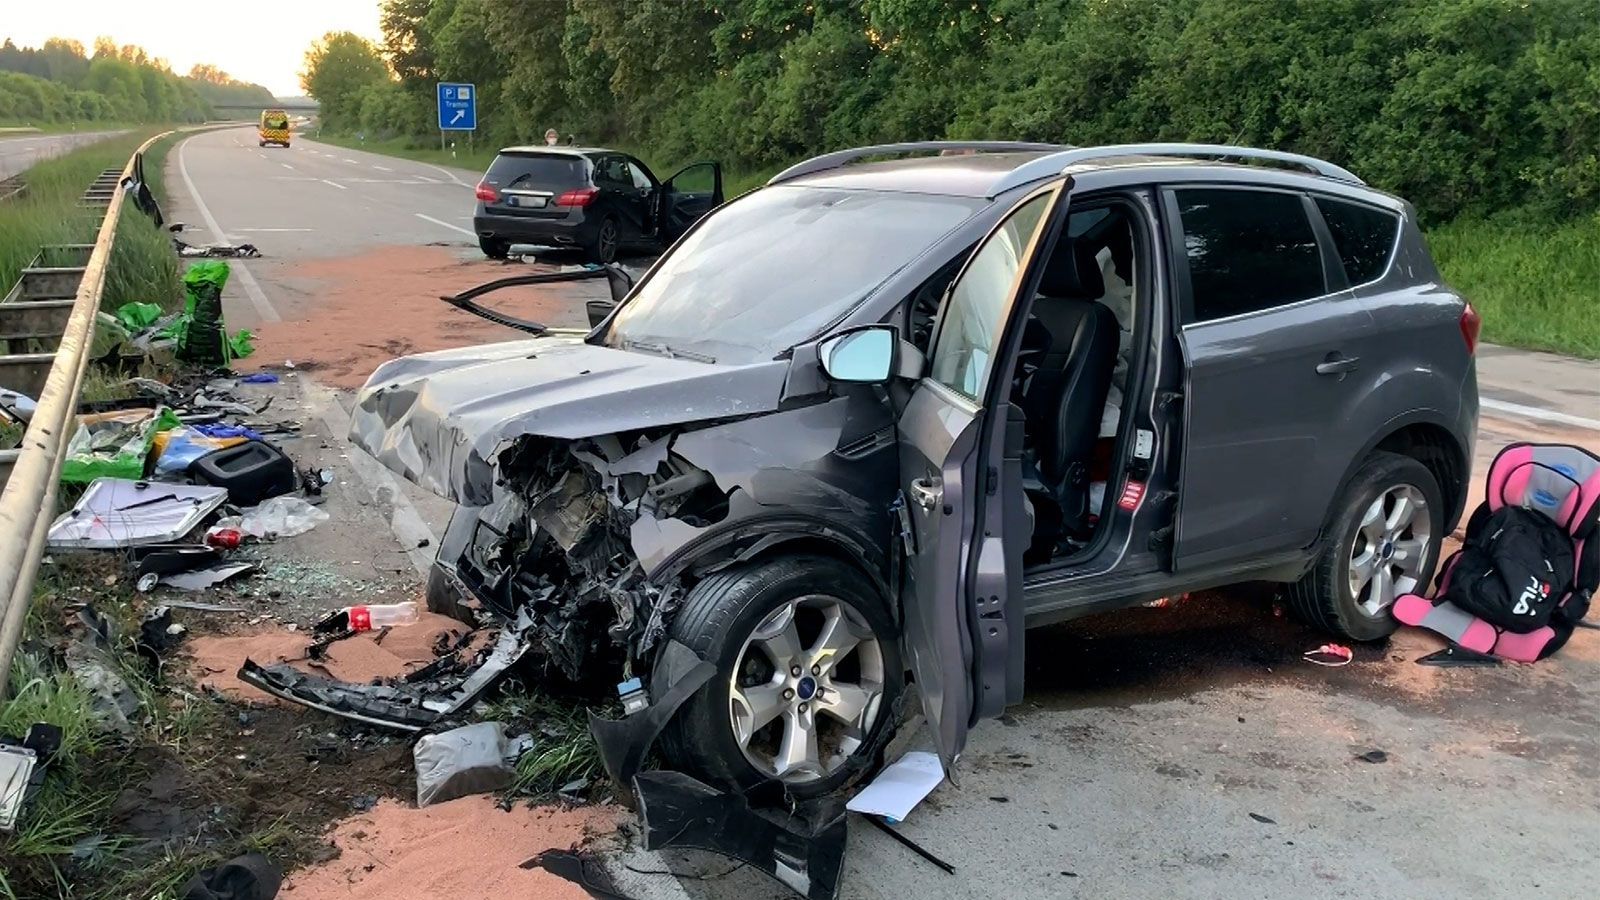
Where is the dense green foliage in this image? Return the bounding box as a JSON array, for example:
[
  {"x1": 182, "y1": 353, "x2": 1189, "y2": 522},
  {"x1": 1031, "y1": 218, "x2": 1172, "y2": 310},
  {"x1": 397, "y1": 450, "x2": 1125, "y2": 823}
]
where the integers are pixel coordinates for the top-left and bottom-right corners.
[
  {"x1": 294, "y1": 0, "x2": 1600, "y2": 226},
  {"x1": 0, "y1": 37, "x2": 273, "y2": 124}
]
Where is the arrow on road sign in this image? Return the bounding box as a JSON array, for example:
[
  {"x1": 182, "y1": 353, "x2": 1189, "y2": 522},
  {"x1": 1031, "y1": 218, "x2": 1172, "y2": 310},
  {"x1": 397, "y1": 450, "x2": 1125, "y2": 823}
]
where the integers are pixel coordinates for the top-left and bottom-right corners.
[{"x1": 450, "y1": 109, "x2": 465, "y2": 125}]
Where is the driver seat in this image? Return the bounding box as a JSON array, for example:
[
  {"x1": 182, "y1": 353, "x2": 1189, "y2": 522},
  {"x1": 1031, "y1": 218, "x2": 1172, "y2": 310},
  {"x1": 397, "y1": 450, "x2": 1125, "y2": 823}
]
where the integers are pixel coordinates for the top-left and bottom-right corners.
[{"x1": 1021, "y1": 240, "x2": 1120, "y2": 541}]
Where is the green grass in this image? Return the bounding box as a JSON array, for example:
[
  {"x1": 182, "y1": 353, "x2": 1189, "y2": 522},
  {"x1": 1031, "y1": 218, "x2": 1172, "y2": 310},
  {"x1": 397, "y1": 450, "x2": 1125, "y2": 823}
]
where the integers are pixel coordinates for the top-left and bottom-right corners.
[
  {"x1": 486, "y1": 688, "x2": 607, "y2": 796},
  {"x1": 0, "y1": 121, "x2": 136, "y2": 136},
  {"x1": 1429, "y1": 211, "x2": 1600, "y2": 358}
]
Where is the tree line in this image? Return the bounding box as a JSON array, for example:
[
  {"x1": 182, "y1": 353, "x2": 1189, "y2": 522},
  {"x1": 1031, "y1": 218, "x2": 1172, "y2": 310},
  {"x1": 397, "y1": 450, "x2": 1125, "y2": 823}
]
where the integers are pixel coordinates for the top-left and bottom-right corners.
[
  {"x1": 0, "y1": 37, "x2": 275, "y2": 125},
  {"x1": 302, "y1": 0, "x2": 1600, "y2": 224}
]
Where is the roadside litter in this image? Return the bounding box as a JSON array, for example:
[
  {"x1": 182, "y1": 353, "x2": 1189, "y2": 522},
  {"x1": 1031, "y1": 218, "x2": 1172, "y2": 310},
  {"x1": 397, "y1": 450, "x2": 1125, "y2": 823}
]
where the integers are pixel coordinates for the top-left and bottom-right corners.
[
  {"x1": 0, "y1": 723, "x2": 63, "y2": 832},
  {"x1": 1, "y1": 386, "x2": 37, "y2": 423},
  {"x1": 1302, "y1": 643, "x2": 1353, "y2": 667},
  {"x1": 213, "y1": 496, "x2": 329, "y2": 540},
  {"x1": 1395, "y1": 442, "x2": 1598, "y2": 662},
  {"x1": 61, "y1": 408, "x2": 182, "y2": 483},
  {"x1": 845, "y1": 750, "x2": 943, "y2": 823},
  {"x1": 413, "y1": 721, "x2": 533, "y2": 807},
  {"x1": 48, "y1": 479, "x2": 230, "y2": 548}
]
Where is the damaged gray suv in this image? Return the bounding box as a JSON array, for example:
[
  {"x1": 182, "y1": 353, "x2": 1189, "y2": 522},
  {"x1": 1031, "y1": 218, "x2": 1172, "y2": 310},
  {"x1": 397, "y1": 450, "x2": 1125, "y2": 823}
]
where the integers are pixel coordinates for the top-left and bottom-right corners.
[{"x1": 339, "y1": 142, "x2": 1479, "y2": 796}]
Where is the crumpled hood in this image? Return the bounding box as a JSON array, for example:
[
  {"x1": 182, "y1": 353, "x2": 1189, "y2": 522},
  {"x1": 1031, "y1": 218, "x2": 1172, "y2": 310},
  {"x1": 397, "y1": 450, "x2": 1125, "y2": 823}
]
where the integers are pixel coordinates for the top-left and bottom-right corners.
[{"x1": 350, "y1": 337, "x2": 788, "y2": 504}]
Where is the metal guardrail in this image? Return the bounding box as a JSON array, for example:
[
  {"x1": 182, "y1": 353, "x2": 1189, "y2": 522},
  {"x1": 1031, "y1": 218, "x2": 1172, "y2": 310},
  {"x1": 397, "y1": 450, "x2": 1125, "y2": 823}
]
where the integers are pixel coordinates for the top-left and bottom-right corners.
[{"x1": 0, "y1": 130, "x2": 171, "y2": 695}]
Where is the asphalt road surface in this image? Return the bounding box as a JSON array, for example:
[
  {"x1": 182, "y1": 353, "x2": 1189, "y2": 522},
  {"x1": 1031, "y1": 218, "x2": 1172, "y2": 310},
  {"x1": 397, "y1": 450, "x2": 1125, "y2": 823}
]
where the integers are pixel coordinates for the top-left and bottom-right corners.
[
  {"x1": 165, "y1": 125, "x2": 1600, "y2": 899},
  {"x1": 0, "y1": 128, "x2": 128, "y2": 180}
]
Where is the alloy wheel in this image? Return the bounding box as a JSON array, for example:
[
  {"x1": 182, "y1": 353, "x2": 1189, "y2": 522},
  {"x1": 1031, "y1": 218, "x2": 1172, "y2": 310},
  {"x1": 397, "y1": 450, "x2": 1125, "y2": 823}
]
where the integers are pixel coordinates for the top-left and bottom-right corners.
[
  {"x1": 728, "y1": 595, "x2": 886, "y2": 783},
  {"x1": 1347, "y1": 484, "x2": 1432, "y2": 616}
]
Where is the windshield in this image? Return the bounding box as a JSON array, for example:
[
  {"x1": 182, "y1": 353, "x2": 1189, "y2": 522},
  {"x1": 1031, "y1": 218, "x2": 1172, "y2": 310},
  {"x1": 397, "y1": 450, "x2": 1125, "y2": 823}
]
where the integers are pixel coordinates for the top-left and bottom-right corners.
[
  {"x1": 604, "y1": 186, "x2": 982, "y2": 364},
  {"x1": 262, "y1": 112, "x2": 288, "y2": 128}
]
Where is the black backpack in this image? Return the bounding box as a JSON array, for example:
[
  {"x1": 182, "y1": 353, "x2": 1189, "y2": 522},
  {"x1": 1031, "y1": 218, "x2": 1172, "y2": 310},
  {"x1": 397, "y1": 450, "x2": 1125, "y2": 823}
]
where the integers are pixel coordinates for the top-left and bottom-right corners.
[{"x1": 1438, "y1": 505, "x2": 1575, "y2": 633}]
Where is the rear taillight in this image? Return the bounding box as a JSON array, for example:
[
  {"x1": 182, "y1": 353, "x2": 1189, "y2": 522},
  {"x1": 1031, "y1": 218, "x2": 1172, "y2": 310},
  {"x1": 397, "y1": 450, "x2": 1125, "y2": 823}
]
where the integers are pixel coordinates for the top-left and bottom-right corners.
[
  {"x1": 1459, "y1": 302, "x2": 1482, "y2": 355},
  {"x1": 556, "y1": 187, "x2": 598, "y2": 208},
  {"x1": 474, "y1": 182, "x2": 498, "y2": 202}
]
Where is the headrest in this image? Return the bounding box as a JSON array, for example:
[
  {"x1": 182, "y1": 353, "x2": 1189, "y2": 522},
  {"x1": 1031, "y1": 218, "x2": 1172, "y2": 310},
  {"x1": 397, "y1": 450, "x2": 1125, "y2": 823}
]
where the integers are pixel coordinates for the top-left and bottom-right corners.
[
  {"x1": 1037, "y1": 239, "x2": 1103, "y2": 299},
  {"x1": 1487, "y1": 442, "x2": 1600, "y2": 537}
]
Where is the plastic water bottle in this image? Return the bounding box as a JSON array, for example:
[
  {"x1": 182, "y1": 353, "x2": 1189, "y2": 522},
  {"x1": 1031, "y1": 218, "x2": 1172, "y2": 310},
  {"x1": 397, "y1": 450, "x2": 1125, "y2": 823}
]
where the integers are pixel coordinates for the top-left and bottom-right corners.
[{"x1": 347, "y1": 602, "x2": 419, "y2": 632}]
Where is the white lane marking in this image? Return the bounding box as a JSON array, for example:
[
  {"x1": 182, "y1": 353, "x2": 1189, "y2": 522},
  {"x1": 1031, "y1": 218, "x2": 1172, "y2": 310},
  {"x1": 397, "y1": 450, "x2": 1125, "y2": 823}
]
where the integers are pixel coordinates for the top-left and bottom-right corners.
[
  {"x1": 270, "y1": 175, "x2": 320, "y2": 181},
  {"x1": 344, "y1": 158, "x2": 359, "y2": 164},
  {"x1": 280, "y1": 162, "x2": 295, "y2": 170},
  {"x1": 1481, "y1": 397, "x2": 1600, "y2": 433},
  {"x1": 321, "y1": 179, "x2": 348, "y2": 190},
  {"x1": 420, "y1": 162, "x2": 472, "y2": 188},
  {"x1": 177, "y1": 135, "x2": 281, "y2": 322},
  {"x1": 372, "y1": 164, "x2": 392, "y2": 171},
  {"x1": 233, "y1": 227, "x2": 314, "y2": 232},
  {"x1": 414, "y1": 175, "x2": 440, "y2": 184},
  {"x1": 415, "y1": 212, "x2": 475, "y2": 238},
  {"x1": 300, "y1": 381, "x2": 438, "y2": 578}
]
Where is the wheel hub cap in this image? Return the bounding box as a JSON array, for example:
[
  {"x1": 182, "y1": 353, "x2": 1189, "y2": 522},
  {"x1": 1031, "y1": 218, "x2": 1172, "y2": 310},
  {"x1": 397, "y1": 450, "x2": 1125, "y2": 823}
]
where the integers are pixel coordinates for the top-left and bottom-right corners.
[
  {"x1": 1347, "y1": 484, "x2": 1432, "y2": 616},
  {"x1": 729, "y1": 595, "x2": 886, "y2": 783}
]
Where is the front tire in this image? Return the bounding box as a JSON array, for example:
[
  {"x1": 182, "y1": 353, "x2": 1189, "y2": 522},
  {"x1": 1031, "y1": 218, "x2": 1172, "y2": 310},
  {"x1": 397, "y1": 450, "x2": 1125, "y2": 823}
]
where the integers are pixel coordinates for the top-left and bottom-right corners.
[
  {"x1": 657, "y1": 556, "x2": 903, "y2": 798},
  {"x1": 1288, "y1": 451, "x2": 1443, "y2": 641},
  {"x1": 478, "y1": 237, "x2": 509, "y2": 260}
]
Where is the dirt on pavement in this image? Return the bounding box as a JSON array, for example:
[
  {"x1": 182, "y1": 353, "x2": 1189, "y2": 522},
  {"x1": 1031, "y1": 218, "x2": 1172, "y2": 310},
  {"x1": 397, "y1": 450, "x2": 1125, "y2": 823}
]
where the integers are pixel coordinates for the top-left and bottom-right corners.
[{"x1": 243, "y1": 245, "x2": 595, "y2": 388}]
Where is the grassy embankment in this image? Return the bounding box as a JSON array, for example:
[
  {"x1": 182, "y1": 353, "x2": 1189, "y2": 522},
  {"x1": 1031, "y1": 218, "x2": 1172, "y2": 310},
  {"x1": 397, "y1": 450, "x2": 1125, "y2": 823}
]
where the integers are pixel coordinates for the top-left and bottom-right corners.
[{"x1": 318, "y1": 130, "x2": 1600, "y2": 360}]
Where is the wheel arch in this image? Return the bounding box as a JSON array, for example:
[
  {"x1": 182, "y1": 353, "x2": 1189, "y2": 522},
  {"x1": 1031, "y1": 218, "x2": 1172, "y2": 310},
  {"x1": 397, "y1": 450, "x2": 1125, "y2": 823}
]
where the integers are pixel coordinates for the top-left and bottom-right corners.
[{"x1": 1327, "y1": 411, "x2": 1470, "y2": 540}]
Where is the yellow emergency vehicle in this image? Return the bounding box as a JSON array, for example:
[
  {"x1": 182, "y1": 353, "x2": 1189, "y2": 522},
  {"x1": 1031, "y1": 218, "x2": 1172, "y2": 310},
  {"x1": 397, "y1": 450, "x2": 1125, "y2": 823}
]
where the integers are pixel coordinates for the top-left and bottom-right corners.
[{"x1": 259, "y1": 109, "x2": 291, "y2": 148}]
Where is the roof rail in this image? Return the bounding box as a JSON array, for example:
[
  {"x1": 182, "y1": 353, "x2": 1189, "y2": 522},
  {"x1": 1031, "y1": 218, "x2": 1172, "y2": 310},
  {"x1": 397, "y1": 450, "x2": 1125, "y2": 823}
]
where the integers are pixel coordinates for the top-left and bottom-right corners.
[
  {"x1": 767, "y1": 141, "x2": 1065, "y2": 186},
  {"x1": 989, "y1": 143, "x2": 1364, "y2": 196}
]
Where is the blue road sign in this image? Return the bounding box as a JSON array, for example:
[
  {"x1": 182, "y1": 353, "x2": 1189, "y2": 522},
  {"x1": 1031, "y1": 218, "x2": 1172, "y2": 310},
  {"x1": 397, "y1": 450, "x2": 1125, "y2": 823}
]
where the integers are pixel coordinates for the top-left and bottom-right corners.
[{"x1": 437, "y1": 82, "x2": 477, "y2": 131}]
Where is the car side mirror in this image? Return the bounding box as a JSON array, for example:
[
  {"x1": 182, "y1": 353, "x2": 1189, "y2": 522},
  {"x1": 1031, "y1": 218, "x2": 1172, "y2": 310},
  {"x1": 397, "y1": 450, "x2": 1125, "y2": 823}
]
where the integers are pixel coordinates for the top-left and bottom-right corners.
[{"x1": 818, "y1": 326, "x2": 897, "y2": 384}]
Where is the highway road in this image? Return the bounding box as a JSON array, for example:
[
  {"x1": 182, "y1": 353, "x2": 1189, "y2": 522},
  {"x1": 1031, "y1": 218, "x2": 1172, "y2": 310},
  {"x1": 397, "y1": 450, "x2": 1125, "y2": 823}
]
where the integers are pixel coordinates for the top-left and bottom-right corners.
[
  {"x1": 0, "y1": 128, "x2": 128, "y2": 180},
  {"x1": 163, "y1": 125, "x2": 1600, "y2": 900}
]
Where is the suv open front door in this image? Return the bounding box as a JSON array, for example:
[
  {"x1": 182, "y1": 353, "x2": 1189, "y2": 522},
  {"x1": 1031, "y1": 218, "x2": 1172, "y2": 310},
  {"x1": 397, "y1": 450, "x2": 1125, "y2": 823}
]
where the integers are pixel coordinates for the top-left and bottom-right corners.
[
  {"x1": 895, "y1": 185, "x2": 1064, "y2": 772},
  {"x1": 658, "y1": 161, "x2": 724, "y2": 241}
]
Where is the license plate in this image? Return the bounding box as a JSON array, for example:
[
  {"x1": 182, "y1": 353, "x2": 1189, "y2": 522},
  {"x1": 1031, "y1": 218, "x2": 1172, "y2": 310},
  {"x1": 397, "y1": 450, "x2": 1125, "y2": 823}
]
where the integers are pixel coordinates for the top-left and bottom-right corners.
[{"x1": 506, "y1": 196, "x2": 546, "y2": 209}]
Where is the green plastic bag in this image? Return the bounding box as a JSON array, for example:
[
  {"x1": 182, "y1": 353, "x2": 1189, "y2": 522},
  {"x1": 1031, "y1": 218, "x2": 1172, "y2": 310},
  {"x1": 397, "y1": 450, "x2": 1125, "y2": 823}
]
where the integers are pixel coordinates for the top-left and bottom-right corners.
[
  {"x1": 115, "y1": 301, "x2": 163, "y2": 331},
  {"x1": 228, "y1": 329, "x2": 255, "y2": 360},
  {"x1": 60, "y1": 407, "x2": 183, "y2": 484},
  {"x1": 177, "y1": 261, "x2": 233, "y2": 366}
]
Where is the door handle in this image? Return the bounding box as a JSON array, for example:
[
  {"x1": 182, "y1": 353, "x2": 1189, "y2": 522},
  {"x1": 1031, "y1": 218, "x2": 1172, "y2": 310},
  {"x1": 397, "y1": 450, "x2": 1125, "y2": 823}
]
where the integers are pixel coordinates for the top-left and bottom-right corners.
[
  {"x1": 1315, "y1": 354, "x2": 1360, "y2": 377},
  {"x1": 909, "y1": 477, "x2": 943, "y2": 511}
]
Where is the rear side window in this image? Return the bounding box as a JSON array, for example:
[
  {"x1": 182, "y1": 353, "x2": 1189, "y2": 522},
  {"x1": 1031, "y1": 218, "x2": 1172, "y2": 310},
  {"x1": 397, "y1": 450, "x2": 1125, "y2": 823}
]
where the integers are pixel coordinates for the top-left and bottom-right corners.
[
  {"x1": 1315, "y1": 197, "x2": 1400, "y2": 285},
  {"x1": 1176, "y1": 188, "x2": 1325, "y2": 323},
  {"x1": 484, "y1": 154, "x2": 587, "y2": 190}
]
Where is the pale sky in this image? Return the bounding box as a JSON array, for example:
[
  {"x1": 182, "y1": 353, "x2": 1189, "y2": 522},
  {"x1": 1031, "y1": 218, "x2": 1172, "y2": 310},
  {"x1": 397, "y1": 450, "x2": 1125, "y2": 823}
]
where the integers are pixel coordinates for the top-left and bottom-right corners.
[{"x1": 1, "y1": 0, "x2": 383, "y2": 96}]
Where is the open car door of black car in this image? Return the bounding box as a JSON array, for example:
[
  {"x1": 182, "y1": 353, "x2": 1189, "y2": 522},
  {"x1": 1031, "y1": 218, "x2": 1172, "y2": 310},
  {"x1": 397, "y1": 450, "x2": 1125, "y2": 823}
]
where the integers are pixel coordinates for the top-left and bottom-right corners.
[
  {"x1": 895, "y1": 182, "x2": 1066, "y2": 774},
  {"x1": 658, "y1": 161, "x2": 724, "y2": 242}
]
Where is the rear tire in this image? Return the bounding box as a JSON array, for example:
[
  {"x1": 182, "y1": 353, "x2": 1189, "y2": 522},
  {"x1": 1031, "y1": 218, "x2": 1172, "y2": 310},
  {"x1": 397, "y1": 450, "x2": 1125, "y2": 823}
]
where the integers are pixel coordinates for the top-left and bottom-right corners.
[
  {"x1": 657, "y1": 556, "x2": 903, "y2": 798},
  {"x1": 478, "y1": 237, "x2": 510, "y2": 260},
  {"x1": 586, "y1": 217, "x2": 619, "y2": 264},
  {"x1": 1288, "y1": 451, "x2": 1443, "y2": 641}
]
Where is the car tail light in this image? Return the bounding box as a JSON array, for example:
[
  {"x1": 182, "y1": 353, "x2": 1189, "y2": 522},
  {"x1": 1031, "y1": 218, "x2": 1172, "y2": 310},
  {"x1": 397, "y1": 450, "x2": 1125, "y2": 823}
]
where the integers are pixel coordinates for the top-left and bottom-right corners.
[
  {"x1": 474, "y1": 182, "x2": 498, "y2": 202},
  {"x1": 555, "y1": 187, "x2": 598, "y2": 208},
  {"x1": 1459, "y1": 302, "x2": 1482, "y2": 355}
]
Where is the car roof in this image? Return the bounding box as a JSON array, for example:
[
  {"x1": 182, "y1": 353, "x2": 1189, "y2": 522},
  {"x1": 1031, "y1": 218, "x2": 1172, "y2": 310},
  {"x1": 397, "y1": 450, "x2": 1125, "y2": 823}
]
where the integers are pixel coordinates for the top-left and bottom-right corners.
[
  {"x1": 497, "y1": 146, "x2": 614, "y2": 158},
  {"x1": 777, "y1": 144, "x2": 1394, "y2": 205}
]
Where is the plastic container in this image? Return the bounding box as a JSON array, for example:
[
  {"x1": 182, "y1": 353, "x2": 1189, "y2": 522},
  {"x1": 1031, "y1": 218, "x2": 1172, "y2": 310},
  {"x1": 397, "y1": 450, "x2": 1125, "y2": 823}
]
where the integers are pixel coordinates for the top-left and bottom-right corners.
[
  {"x1": 347, "y1": 602, "x2": 419, "y2": 632},
  {"x1": 191, "y1": 441, "x2": 296, "y2": 506},
  {"x1": 206, "y1": 527, "x2": 243, "y2": 549}
]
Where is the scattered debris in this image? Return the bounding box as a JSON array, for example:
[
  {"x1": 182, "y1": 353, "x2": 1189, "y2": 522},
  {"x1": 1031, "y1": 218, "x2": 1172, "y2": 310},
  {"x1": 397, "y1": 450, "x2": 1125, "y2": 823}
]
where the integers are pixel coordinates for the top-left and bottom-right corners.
[
  {"x1": 1415, "y1": 645, "x2": 1501, "y2": 668},
  {"x1": 1356, "y1": 749, "x2": 1389, "y2": 764},
  {"x1": 0, "y1": 386, "x2": 36, "y2": 423},
  {"x1": 48, "y1": 479, "x2": 229, "y2": 549},
  {"x1": 192, "y1": 440, "x2": 297, "y2": 505},
  {"x1": 1249, "y1": 812, "x2": 1276, "y2": 824},
  {"x1": 845, "y1": 750, "x2": 944, "y2": 823},
  {"x1": 176, "y1": 852, "x2": 282, "y2": 900},
  {"x1": 315, "y1": 602, "x2": 419, "y2": 635},
  {"x1": 162, "y1": 562, "x2": 258, "y2": 591},
  {"x1": 413, "y1": 722, "x2": 529, "y2": 807},
  {"x1": 523, "y1": 848, "x2": 635, "y2": 899},
  {"x1": 1302, "y1": 643, "x2": 1354, "y2": 667},
  {"x1": 864, "y1": 815, "x2": 955, "y2": 874},
  {"x1": 215, "y1": 496, "x2": 330, "y2": 540},
  {"x1": 0, "y1": 743, "x2": 38, "y2": 831}
]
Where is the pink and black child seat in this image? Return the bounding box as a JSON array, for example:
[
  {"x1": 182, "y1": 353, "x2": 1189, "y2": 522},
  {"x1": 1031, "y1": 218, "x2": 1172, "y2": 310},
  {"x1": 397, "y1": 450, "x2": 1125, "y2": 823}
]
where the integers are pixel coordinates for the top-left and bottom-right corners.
[{"x1": 1394, "y1": 443, "x2": 1600, "y2": 661}]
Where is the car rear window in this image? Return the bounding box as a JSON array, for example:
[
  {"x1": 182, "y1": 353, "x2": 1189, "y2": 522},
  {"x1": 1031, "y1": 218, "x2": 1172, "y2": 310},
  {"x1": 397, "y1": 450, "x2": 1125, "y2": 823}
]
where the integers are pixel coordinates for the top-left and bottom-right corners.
[
  {"x1": 1315, "y1": 197, "x2": 1400, "y2": 285},
  {"x1": 1176, "y1": 188, "x2": 1326, "y2": 323},
  {"x1": 484, "y1": 153, "x2": 588, "y2": 190}
]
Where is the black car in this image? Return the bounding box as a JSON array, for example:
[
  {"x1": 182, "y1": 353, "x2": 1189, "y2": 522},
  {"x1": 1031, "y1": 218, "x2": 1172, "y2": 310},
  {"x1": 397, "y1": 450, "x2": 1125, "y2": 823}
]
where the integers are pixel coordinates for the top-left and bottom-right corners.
[{"x1": 473, "y1": 147, "x2": 723, "y2": 263}]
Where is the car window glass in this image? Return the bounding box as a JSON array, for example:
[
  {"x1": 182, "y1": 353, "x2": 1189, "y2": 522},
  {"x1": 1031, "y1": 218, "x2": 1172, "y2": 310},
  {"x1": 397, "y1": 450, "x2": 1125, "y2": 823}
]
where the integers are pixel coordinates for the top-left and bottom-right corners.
[
  {"x1": 1176, "y1": 188, "x2": 1325, "y2": 323},
  {"x1": 928, "y1": 193, "x2": 1051, "y2": 403},
  {"x1": 627, "y1": 162, "x2": 654, "y2": 190},
  {"x1": 606, "y1": 186, "x2": 982, "y2": 364},
  {"x1": 1315, "y1": 197, "x2": 1400, "y2": 285},
  {"x1": 594, "y1": 156, "x2": 628, "y2": 186},
  {"x1": 485, "y1": 154, "x2": 586, "y2": 190}
]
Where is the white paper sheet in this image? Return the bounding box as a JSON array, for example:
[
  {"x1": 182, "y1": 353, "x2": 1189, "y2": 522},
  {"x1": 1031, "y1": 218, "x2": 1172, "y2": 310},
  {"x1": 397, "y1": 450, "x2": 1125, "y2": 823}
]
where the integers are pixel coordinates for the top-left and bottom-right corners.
[{"x1": 846, "y1": 750, "x2": 944, "y2": 823}]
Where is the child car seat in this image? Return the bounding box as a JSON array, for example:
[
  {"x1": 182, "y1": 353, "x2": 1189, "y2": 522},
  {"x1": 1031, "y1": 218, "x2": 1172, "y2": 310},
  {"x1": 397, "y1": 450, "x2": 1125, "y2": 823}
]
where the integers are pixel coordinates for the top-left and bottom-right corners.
[{"x1": 1395, "y1": 443, "x2": 1600, "y2": 660}]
